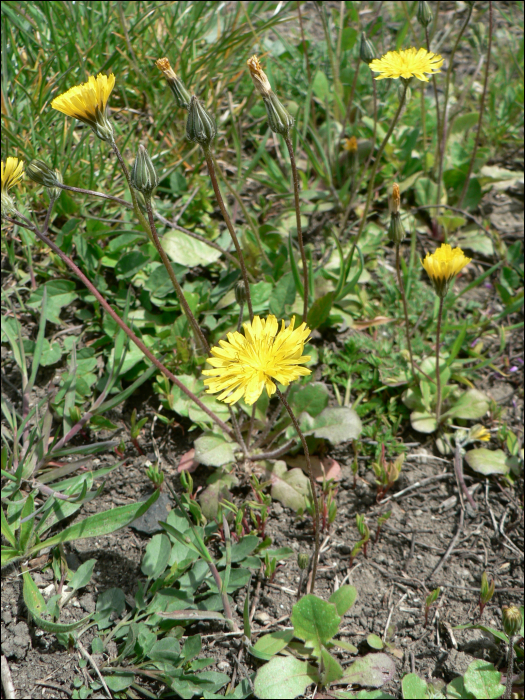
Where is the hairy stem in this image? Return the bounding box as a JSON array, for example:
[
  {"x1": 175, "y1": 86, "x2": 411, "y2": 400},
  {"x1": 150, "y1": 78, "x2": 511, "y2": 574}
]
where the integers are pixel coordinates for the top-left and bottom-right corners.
[
  {"x1": 458, "y1": 1, "x2": 492, "y2": 207},
  {"x1": 145, "y1": 198, "x2": 209, "y2": 354},
  {"x1": 435, "y1": 296, "x2": 444, "y2": 423},
  {"x1": 284, "y1": 136, "x2": 309, "y2": 321},
  {"x1": 204, "y1": 150, "x2": 253, "y2": 320},
  {"x1": 395, "y1": 244, "x2": 416, "y2": 382},
  {"x1": 275, "y1": 387, "x2": 319, "y2": 593}
]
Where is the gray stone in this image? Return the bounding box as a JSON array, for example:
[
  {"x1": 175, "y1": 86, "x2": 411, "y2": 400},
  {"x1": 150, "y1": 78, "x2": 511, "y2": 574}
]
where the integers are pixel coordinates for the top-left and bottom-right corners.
[{"x1": 130, "y1": 491, "x2": 171, "y2": 535}]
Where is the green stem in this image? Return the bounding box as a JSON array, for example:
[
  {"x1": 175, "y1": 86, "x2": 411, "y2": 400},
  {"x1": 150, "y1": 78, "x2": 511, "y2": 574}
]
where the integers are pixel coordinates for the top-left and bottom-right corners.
[
  {"x1": 284, "y1": 136, "x2": 309, "y2": 322},
  {"x1": 204, "y1": 149, "x2": 253, "y2": 320},
  {"x1": 347, "y1": 83, "x2": 408, "y2": 268},
  {"x1": 395, "y1": 244, "x2": 416, "y2": 383},
  {"x1": 435, "y1": 296, "x2": 444, "y2": 423},
  {"x1": 145, "y1": 197, "x2": 209, "y2": 354},
  {"x1": 275, "y1": 386, "x2": 319, "y2": 593},
  {"x1": 425, "y1": 26, "x2": 442, "y2": 173},
  {"x1": 457, "y1": 1, "x2": 492, "y2": 207},
  {"x1": 435, "y1": 5, "x2": 473, "y2": 211},
  {"x1": 21, "y1": 219, "x2": 234, "y2": 438},
  {"x1": 504, "y1": 635, "x2": 516, "y2": 699},
  {"x1": 111, "y1": 141, "x2": 154, "y2": 243}
]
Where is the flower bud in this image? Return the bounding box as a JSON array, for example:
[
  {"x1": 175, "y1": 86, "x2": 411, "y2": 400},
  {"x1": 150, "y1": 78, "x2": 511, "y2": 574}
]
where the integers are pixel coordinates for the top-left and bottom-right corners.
[
  {"x1": 155, "y1": 57, "x2": 191, "y2": 110},
  {"x1": 399, "y1": 81, "x2": 412, "y2": 102},
  {"x1": 186, "y1": 95, "x2": 216, "y2": 149},
  {"x1": 360, "y1": 32, "x2": 376, "y2": 64},
  {"x1": 131, "y1": 145, "x2": 158, "y2": 197},
  {"x1": 27, "y1": 160, "x2": 60, "y2": 188},
  {"x1": 235, "y1": 280, "x2": 247, "y2": 305},
  {"x1": 1, "y1": 192, "x2": 16, "y2": 218},
  {"x1": 417, "y1": 1, "x2": 433, "y2": 28},
  {"x1": 502, "y1": 605, "x2": 522, "y2": 638},
  {"x1": 388, "y1": 213, "x2": 406, "y2": 245},
  {"x1": 263, "y1": 92, "x2": 294, "y2": 137},
  {"x1": 297, "y1": 552, "x2": 309, "y2": 570},
  {"x1": 480, "y1": 572, "x2": 495, "y2": 606}
]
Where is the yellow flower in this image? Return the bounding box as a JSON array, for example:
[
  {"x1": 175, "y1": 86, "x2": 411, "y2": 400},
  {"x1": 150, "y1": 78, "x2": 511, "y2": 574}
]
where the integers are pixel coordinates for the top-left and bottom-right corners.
[
  {"x1": 202, "y1": 315, "x2": 311, "y2": 406},
  {"x1": 51, "y1": 73, "x2": 115, "y2": 142},
  {"x1": 421, "y1": 243, "x2": 471, "y2": 297},
  {"x1": 1, "y1": 157, "x2": 24, "y2": 217},
  {"x1": 344, "y1": 136, "x2": 358, "y2": 153},
  {"x1": 470, "y1": 425, "x2": 490, "y2": 442},
  {"x1": 370, "y1": 47, "x2": 443, "y2": 82},
  {"x1": 1, "y1": 157, "x2": 24, "y2": 193}
]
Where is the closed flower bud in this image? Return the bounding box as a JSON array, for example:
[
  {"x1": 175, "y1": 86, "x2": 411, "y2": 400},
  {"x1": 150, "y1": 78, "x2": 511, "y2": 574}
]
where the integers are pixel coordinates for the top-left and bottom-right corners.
[
  {"x1": 263, "y1": 92, "x2": 294, "y2": 137},
  {"x1": 186, "y1": 95, "x2": 216, "y2": 149},
  {"x1": 480, "y1": 572, "x2": 495, "y2": 605},
  {"x1": 502, "y1": 605, "x2": 522, "y2": 638},
  {"x1": 155, "y1": 57, "x2": 191, "y2": 110},
  {"x1": 388, "y1": 212, "x2": 406, "y2": 245},
  {"x1": 417, "y1": 1, "x2": 433, "y2": 28},
  {"x1": 131, "y1": 145, "x2": 158, "y2": 197},
  {"x1": 297, "y1": 552, "x2": 309, "y2": 570},
  {"x1": 27, "y1": 160, "x2": 60, "y2": 188},
  {"x1": 399, "y1": 81, "x2": 412, "y2": 102},
  {"x1": 235, "y1": 280, "x2": 247, "y2": 305},
  {"x1": 360, "y1": 32, "x2": 376, "y2": 64}
]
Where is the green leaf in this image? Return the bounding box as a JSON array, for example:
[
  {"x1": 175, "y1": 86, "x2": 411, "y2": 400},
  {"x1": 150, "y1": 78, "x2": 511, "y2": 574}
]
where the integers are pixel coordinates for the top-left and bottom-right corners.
[
  {"x1": 1, "y1": 508, "x2": 17, "y2": 547},
  {"x1": 401, "y1": 673, "x2": 428, "y2": 699},
  {"x1": 114, "y1": 251, "x2": 151, "y2": 279},
  {"x1": 30, "y1": 489, "x2": 159, "y2": 554},
  {"x1": 367, "y1": 634, "x2": 384, "y2": 650},
  {"x1": 288, "y1": 382, "x2": 329, "y2": 418},
  {"x1": 329, "y1": 585, "x2": 358, "y2": 617},
  {"x1": 251, "y1": 281, "x2": 275, "y2": 312},
  {"x1": 414, "y1": 178, "x2": 439, "y2": 208},
  {"x1": 148, "y1": 637, "x2": 183, "y2": 664},
  {"x1": 19, "y1": 493, "x2": 35, "y2": 554},
  {"x1": 162, "y1": 229, "x2": 222, "y2": 267},
  {"x1": 23, "y1": 571, "x2": 90, "y2": 633},
  {"x1": 463, "y1": 660, "x2": 505, "y2": 699},
  {"x1": 410, "y1": 411, "x2": 438, "y2": 434},
  {"x1": 291, "y1": 595, "x2": 341, "y2": 658},
  {"x1": 446, "y1": 676, "x2": 476, "y2": 699},
  {"x1": 342, "y1": 654, "x2": 396, "y2": 689},
  {"x1": 104, "y1": 673, "x2": 135, "y2": 692},
  {"x1": 69, "y1": 559, "x2": 96, "y2": 591},
  {"x1": 320, "y1": 647, "x2": 343, "y2": 685},
  {"x1": 267, "y1": 461, "x2": 309, "y2": 512},
  {"x1": 464, "y1": 449, "x2": 512, "y2": 476},
  {"x1": 194, "y1": 433, "x2": 238, "y2": 467},
  {"x1": 39, "y1": 340, "x2": 63, "y2": 366},
  {"x1": 451, "y1": 112, "x2": 479, "y2": 134},
  {"x1": 198, "y1": 471, "x2": 238, "y2": 521},
  {"x1": 26, "y1": 280, "x2": 78, "y2": 325},
  {"x1": 142, "y1": 533, "x2": 171, "y2": 579},
  {"x1": 312, "y1": 70, "x2": 330, "y2": 102},
  {"x1": 307, "y1": 292, "x2": 334, "y2": 330},
  {"x1": 251, "y1": 630, "x2": 294, "y2": 661},
  {"x1": 308, "y1": 406, "x2": 362, "y2": 444},
  {"x1": 253, "y1": 656, "x2": 318, "y2": 700},
  {"x1": 269, "y1": 273, "x2": 296, "y2": 317},
  {"x1": 444, "y1": 389, "x2": 489, "y2": 420}
]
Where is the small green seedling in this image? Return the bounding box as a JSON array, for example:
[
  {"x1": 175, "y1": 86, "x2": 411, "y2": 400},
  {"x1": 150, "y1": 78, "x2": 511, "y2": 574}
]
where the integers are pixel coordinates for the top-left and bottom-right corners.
[
  {"x1": 145, "y1": 461, "x2": 164, "y2": 490},
  {"x1": 479, "y1": 571, "x2": 495, "y2": 618},
  {"x1": 375, "y1": 510, "x2": 392, "y2": 544},
  {"x1": 130, "y1": 408, "x2": 148, "y2": 454},
  {"x1": 424, "y1": 587, "x2": 441, "y2": 626},
  {"x1": 372, "y1": 446, "x2": 404, "y2": 502}
]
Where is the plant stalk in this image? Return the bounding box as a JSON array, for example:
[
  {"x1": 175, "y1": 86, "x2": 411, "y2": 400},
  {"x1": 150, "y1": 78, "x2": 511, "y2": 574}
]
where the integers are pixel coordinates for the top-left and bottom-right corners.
[
  {"x1": 275, "y1": 387, "x2": 319, "y2": 593},
  {"x1": 17, "y1": 218, "x2": 234, "y2": 438},
  {"x1": 204, "y1": 149, "x2": 253, "y2": 320},
  {"x1": 457, "y1": 1, "x2": 492, "y2": 207},
  {"x1": 145, "y1": 198, "x2": 209, "y2": 354},
  {"x1": 435, "y1": 296, "x2": 444, "y2": 423},
  {"x1": 504, "y1": 635, "x2": 516, "y2": 699},
  {"x1": 347, "y1": 83, "x2": 408, "y2": 268},
  {"x1": 284, "y1": 136, "x2": 309, "y2": 321},
  {"x1": 395, "y1": 243, "x2": 416, "y2": 382}
]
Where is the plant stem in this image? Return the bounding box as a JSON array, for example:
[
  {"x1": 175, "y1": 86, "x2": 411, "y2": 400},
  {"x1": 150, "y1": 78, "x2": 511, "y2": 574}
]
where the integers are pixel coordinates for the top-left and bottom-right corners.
[
  {"x1": 425, "y1": 26, "x2": 442, "y2": 170},
  {"x1": 19, "y1": 219, "x2": 234, "y2": 438},
  {"x1": 111, "y1": 141, "x2": 154, "y2": 243},
  {"x1": 458, "y1": 1, "x2": 492, "y2": 207},
  {"x1": 347, "y1": 83, "x2": 408, "y2": 268},
  {"x1": 204, "y1": 149, "x2": 253, "y2": 320},
  {"x1": 435, "y1": 295, "x2": 444, "y2": 423},
  {"x1": 284, "y1": 136, "x2": 308, "y2": 322},
  {"x1": 395, "y1": 243, "x2": 416, "y2": 382},
  {"x1": 275, "y1": 387, "x2": 319, "y2": 593},
  {"x1": 145, "y1": 198, "x2": 209, "y2": 354},
  {"x1": 435, "y1": 5, "x2": 473, "y2": 212},
  {"x1": 504, "y1": 635, "x2": 516, "y2": 699}
]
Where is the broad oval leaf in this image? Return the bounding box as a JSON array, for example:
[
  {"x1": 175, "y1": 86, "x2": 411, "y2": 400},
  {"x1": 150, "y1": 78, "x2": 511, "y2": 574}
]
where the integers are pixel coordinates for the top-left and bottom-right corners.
[{"x1": 254, "y1": 656, "x2": 318, "y2": 700}]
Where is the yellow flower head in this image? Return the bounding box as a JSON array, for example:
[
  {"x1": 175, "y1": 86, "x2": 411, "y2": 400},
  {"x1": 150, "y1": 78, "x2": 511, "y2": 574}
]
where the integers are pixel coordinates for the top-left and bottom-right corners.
[
  {"x1": 344, "y1": 136, "x2": 358, "y2": 153},
  {"x1": 202, "y1": 315, "x2": 312, "y2": 406},
  {"x1": 51, "y1": 73, "x2": 115, "y2": 142},
  {"x1": 1, "y1": 157, "x2": 24, "y2": 194},
  {"x1": 1, "y1": 157, "x2": 24, "y2": 218},
  {"x1": 470, "y1": 425, "x2": 490, "y2": 442},
  {"x1": 370, "y1": 47, "x2": 443, "y2": 82},
  {"x1": 421, "y1": 243, "x2": 471, "y2": 297}
]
